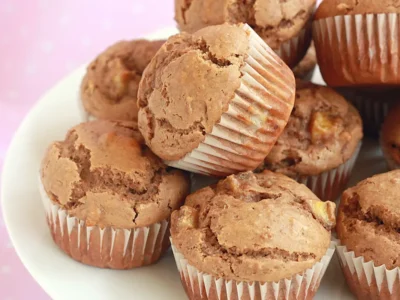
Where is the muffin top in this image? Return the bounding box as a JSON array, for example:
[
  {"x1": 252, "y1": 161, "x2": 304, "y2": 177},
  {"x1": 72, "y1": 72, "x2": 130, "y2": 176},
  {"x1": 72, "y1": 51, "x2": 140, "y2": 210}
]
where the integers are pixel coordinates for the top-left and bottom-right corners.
[
  {"x1": 81, "y1": 39, "x2": 164, "y2": 121},
  {"x1": 138, "y1": 24, "x2": 250, "y2": 161},
  {"x1": 175, "y1": 0, "x2": 316, "y2": 49},
  {"x1": 337, "y1": 170, "x2": 400, "y2": 269},
  {"x1": 261, "y1": 82, "x2": 362, "y2": 177},
  {"x1": 171, "y1": 171, "x2": 336, "y2": 282},
  {"x1": 293, "y1": 43, "x2": 316, "y2": 79},
  {"x1": 41, "y1": 120, "x2": 190, "y2": 229},
  {"x1": 381, "y1": 104, "x2": 400, "y2": 165},
  {"x1": 315, "y1": 0, "x2": 400, "y2": 20}
]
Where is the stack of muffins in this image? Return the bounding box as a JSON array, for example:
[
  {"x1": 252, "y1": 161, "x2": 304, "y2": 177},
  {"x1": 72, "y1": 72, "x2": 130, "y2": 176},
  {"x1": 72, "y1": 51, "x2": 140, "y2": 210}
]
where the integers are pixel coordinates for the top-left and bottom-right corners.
[{"x1": 38, "y1": 1, "x2": 400, "y2": 299}]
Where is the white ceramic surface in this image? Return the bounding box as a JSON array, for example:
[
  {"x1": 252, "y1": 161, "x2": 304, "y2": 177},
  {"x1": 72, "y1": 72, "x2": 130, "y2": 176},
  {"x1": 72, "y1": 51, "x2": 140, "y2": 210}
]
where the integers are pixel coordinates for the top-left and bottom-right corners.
[{"x1": 1, "y1": 28, "x2": 389, "y2": 300}]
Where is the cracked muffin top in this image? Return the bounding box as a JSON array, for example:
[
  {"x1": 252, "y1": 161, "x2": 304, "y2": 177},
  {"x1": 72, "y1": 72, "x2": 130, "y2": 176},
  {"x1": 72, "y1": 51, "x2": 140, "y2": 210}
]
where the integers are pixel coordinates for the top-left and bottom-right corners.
[
  {"x1": 337, "y1": 170, "x2": 400, "y2": 269},
  {"x1": 81, "y1": 39, "x2": 164, "y2": 121},
  {"x1": 315, "y1": 0, "x2": 400, "y2": 19},
  {"x1": 40, "y1": 120, "x2": 190, "y2": 228},
  {"x1": 137, "y1": 24, "x2": 249, "y2": 161},
  {"x1": 171, "y1": 171, "x2": 336, "y2": 282},
  {"x1": 175, "y1": 0, "x2": 316, "y2": 49},
  {"x1": 260, "y1": 81, "x2": 362, "y2": 177},
  {"x1": 381, "y1": 104, "x2": 400, "y2": 166}
]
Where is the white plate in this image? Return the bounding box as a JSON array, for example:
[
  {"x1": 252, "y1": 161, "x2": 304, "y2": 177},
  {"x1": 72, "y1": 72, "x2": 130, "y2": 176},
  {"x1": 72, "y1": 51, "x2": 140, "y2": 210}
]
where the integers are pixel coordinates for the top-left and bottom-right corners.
[{"x1": 1, "y1": 27, "x2": 388, "y2": 300}]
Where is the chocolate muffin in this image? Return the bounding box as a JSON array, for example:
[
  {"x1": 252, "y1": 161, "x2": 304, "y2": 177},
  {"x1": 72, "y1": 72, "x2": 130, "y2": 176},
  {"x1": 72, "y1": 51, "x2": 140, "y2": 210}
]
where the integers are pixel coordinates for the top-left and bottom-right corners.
[
  {"x1": 138, "y1": 23, "x2": 295, "y2": 177},
  {"x1": 175, "y1": 0, "x2": 316, "y2": 67},
  {"x1": 40, "y1": 120, "x2": 190, "y2": 269},
  {"x1": 381, "y1": 104, "x2": 400, "y2": 170},
  {"x1": 313, "y1": 0, "x2": 400, "y2": 86},
  {"x1": 260, "y1": 81, "x2": 363, "y2": 201},
  {"x1": 171, "y1": 171, "x2": 336, "y2": 300},
  {"x1": 80, "y1": 39, "x2": 164, "y2": 121},
  {"x1": 337, "y1": 170, "x2": 400, "y2": 299}
]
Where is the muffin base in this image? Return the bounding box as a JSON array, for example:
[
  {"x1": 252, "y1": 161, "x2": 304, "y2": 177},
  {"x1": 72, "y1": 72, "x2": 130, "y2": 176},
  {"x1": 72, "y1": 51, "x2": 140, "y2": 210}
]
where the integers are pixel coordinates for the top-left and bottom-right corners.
[
  {"x1": 295, "y1": 143, "x2": 361, "y2": 201},
  {"x1": 336, "y1": 244, "x2": 400, "y2": 300},
  {"x1": 166, "y1": 24, "x2": 295, "y2": 177},
  {"x1": 39, "y1": 182, "x2": 170, "y2": 269},
  {"x1": 171, "y1": 240, "x2": 336, "y2": 300}
]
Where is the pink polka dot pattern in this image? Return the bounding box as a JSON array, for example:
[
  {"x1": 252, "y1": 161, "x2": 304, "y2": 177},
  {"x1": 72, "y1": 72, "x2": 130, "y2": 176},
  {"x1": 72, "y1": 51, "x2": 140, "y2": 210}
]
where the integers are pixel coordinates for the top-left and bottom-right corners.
[{"x1": 0, "y1": 0, "x2": 174, "y2": 298}]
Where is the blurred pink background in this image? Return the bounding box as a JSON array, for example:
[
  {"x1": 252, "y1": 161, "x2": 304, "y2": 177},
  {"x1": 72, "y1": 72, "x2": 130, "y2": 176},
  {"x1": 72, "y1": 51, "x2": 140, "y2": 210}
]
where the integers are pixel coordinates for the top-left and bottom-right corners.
[
  {"x1": 0, "y1": 0, "x2": 174, "y2": 298},
  {"x1": 0, "y1": 0, "x2": 323, "y2": 298}
]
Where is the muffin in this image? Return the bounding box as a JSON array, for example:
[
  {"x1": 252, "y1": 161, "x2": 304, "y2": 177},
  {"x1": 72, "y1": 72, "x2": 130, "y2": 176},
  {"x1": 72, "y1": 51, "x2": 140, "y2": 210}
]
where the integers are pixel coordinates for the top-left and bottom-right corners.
[
  {"x1": 171, "y1": 171, "x2": 336, "y2": 300},
  {"x1": 39, "y1": 120, "x2": 190, "y2": 269},
  {"x1": 137, "y1": 24, "x2": 296, "y2": 177},
  {"x1": 259, "y1": 81, "x2": 363, "y2": 201},
  {"x1": 337, "y1": 170, "x2": 400, "y2": 299},
  {"x1": 292, "y1": 42, "x2": 316, "y2": 80},
  {"x1": 381, "y1": 104, "x2": 400, "y2": 170},
  {"x1": 80, "y1": 39, "x2": 164, "y2": 121},
  {"x1": 337, "y1": 87, "x2": 398, "y2": 137},
  {"x1": 174, "y1": 0, "x2": 316, "y2": 67},
  {"x1": 313, "y1": 0, "x2": 400, "y2": 87}
]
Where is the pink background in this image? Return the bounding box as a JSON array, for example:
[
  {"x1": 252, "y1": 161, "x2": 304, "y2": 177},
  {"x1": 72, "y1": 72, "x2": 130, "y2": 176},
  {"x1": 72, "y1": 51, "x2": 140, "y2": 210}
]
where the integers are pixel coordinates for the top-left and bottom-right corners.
[{"x1": 0, "y1": 0, "x2": 174, "y2": 298}]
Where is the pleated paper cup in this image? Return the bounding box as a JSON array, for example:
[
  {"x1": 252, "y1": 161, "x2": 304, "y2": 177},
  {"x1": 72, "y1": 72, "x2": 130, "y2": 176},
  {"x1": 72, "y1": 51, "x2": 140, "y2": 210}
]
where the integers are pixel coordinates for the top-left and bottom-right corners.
[
  {"x1": 295, "y1": 143, "x2": 361, "y2": 201},
  {"x1": 336, "y1": 87, "x2": 397, "y2": 137},
  {"x1": 313, "y1": 13, "x2": 400, "y2": 87},
  {"x1": 380, "y1": 136, "x2": 400, "y2": 171},
  {"x1": 39, "y1": 181, "x2": 170, "y2": 269},
  {"x1": 337, "y1": 243, "x2": 400, "y2": 299},
  {"x1": 275, "y1": 23, "x2": 312, "y2": 69},
  {"x1": 166, "y1": 24, "x2": 295, "y2": 177},
  {"x1": 171, "y1": 240, "x2": 336, "y2": 300}
]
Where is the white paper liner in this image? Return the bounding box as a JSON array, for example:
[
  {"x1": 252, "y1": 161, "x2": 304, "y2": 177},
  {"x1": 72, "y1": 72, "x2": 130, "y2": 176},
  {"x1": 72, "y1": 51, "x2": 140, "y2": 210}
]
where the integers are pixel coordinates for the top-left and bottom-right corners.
[
  {"x1": 39, "y1": 181, "x2": 170, "y2": 269},
  {"x1": 171, "y1": 240, "x2": 336, "y2": 300},
  {"x1": 275, "y1": 24, "x2": 312, "y2": 69},
  {"x1": 380, "y1": 135, "x2": 400, "y2": 171},
  {"x1": 166, "y1": 24, "x2": 295, "y2": 177},
  {"x1": 295, "y1": 143, "x2": 361, "y2": 201},
  {"x1": 336, "y1": 243, "x2": 400, "y2": 299},
  {"x1": 313, "y1": 13, "x2": 400, "y2": 86}
]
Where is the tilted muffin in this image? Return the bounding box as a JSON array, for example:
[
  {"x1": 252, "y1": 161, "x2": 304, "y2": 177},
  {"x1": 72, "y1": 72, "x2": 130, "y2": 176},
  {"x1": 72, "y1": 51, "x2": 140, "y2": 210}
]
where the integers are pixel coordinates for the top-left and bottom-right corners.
[
  {"x1": 381, "y1": 104, "x2": 400, "y2": 170},
  {"x1": 138, "y1": 23, "x2": 295, "y2": 177},
  {"x1": 337, "y1": 170, "x2": 400, "y2": 299},
  {"x1": 175, "y1": 0, "x2": 316, "y2": 67},
  {"x1": 171, "y1": 171, "x2": 336, "y2": 300},
  {"x1": 313, "y1": 0, "x2": 400, "y2": 87},
  {"x1": 259, "y1": 81, "x2": 363, "y2": 201},
  {"x1": 40, "y1": 120, "x2": 190, "y2": 269},
  {"x1": 292, "y1": 42, "x2": 316, "y2": 80},
  {"x1": 80, "y1": 39, "x2": 164, "y2": 121}
]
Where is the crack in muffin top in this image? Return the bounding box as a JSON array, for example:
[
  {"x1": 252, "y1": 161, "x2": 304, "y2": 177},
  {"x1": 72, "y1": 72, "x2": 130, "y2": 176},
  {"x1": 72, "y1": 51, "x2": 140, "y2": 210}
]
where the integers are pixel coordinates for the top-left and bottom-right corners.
[
  {"x1": 40, "y1": 120, "x2": 190, "y2": 228},
  {"x1": 137, "y1": 24, "x2": 249, "y2": 161},
  {"x1": 171, "y1": 171, "x2": 335, "y2": 282}
]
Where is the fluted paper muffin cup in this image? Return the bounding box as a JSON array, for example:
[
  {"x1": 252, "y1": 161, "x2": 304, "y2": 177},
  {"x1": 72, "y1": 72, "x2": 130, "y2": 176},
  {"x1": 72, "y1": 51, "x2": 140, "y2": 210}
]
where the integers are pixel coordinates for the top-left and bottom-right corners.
[
  {"x1": 275, "y1": 24, "x2": 312, "y2": 69},
  {"x1": 39, "y1": 181, "x2": 170, "y2": 269},
  {"x1": 313, "y1": 13, "x2": 400, "y2": 87},
  {"x1": 336, "y1": 243, "x2": 400, "y2": 299},
  {"x1": 167, "y1": 24, "x2": 295, "y2": 177},
  {"x1": 295, "y1": 143, "x2": 361, "y2": 201},
  {"x1": 336, "y1": 87, "x2": 397, "y2": 137},
  {"x1": 380, "y1": 136, "x2": 400, "y2": 171},
  {"x1": 171, "y1": 240, "x2": 336, "y2": 300}
]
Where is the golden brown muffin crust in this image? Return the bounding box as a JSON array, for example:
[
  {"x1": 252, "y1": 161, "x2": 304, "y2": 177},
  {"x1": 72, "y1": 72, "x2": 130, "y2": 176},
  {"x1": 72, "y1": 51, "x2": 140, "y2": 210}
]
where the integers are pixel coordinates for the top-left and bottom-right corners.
[
  {"x1": 315, "y1": 0, "x2": 400, "y2": 20},
  {"x1": 81, "y1": 40, "x2": 164, "y2": 121},
  {"x1": 41, "y1": 120, "x2": 190, "y2": 229},
  {"x1": 261, "y1": 81, "x2": 363, "y2": 177},
  {"x1": 176, "y1": 0, "x2": 316, "y2": 49},
  {"x1": 381, "y1": 104, "x2": 400, "y2": 165},
  {"x1": 137, "y1": 24, "x2": 249, "y2": 161},
  {"x1": 171, "y1": 171, "x2": 335, "y2": 282},
  {"x1": 337, "y1": 170, "x2": 400, "y2": 269}
]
